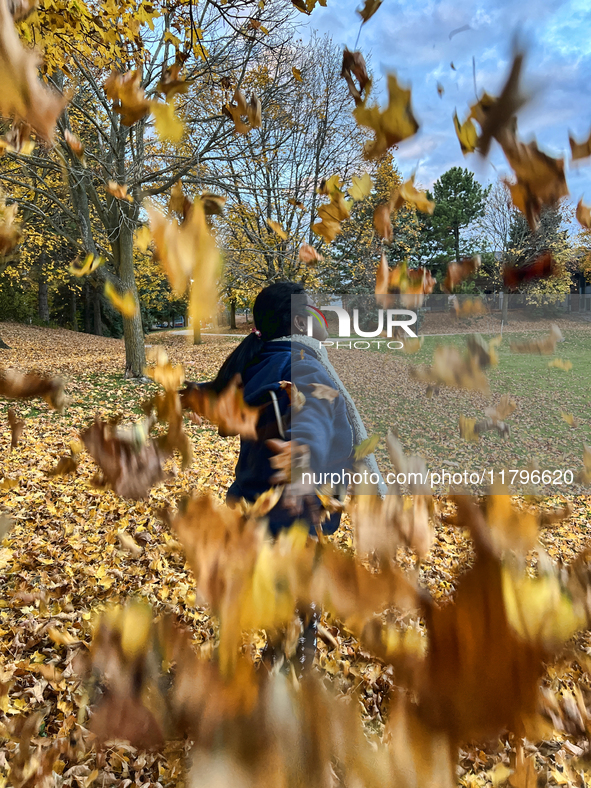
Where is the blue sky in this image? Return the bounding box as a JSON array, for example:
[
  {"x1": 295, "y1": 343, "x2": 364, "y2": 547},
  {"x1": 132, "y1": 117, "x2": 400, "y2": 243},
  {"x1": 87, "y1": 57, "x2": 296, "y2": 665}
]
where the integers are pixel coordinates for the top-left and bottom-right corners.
[{"x1": 302, "y1": 0, "x2": 591, "y2": 207}]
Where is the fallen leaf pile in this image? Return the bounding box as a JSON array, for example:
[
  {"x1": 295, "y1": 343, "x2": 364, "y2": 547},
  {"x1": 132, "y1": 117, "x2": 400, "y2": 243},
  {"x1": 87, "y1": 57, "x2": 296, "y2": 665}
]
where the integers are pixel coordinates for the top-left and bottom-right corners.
[{"x1": 0, "y1": 326, "x2": 590, "y2": 785}]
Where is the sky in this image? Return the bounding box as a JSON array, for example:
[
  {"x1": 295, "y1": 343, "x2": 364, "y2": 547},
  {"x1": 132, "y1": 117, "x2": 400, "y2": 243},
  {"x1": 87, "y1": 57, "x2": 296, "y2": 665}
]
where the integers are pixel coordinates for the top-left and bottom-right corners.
[{"x1": 300, "y1": 0, "x2": 591, "y2": 206}]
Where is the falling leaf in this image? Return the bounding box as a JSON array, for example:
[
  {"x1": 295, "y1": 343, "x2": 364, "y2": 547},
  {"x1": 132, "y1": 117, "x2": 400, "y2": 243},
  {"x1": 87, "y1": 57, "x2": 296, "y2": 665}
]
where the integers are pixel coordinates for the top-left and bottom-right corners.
[
  {"x1": 150, "y1": 100, "x2": 185, "y2": 143},
  {"x1": 147, "y1": 196, "x2": 221, "y2": 329},
  {"x1": 288, "y1": 198, "x2": 306, "y2": 210},
  {"x1": 134, "y1": 225, "x2": 152, "y2": 253},
  {"x1": 353, "y1": 73, "x2": 419, "y2": 160},
  {"x1": 0, "y1": 191, "x2": 21, "y2": 256},
  {"x1": 485, "y1": 394, "x2": 516, "y2": 422},
  {"x1": 402, "y1": 336, "x2": 424, "y2": 354},
  {"x1": 64, "y1": 129, "x2": 84, "y2": 159},
  {"x1": 0, "y1": 369, "x2": 66, "y2": 411},
  {"x1": 510, "y1": 324, "x2": 563, "y2": 355},
  {"x1": 309, "y1": 383, "x2": 339, "y2": 402},
  {"x1": 168, "y1": 180, "x2": 192, "y2": 218},
  {"x1": 459, "y1": 415, "x2": 478, "y2": 442},
  {"x1": 437, "y1": 82, "x2": 444, "y2": 98},
  {"x1": 548, "y1": 358, "x2": 572, "y2": 371},
  {"x1": 501, "y1": 138, "x2": 568, "y2": 230},
  {"x1": 391, "y1": 176, "x2": 435, "y2": 214},
  {"x1": 69, "y1": 252, "x2": 103, "y2": 277},
  {"x1": 357, "y1": 0, "x2": 381, "y2": 22},
  {"x1": 156, "y1": 62, "x2": 192, "y2": 100},
  {"x1": 576, "y1": 198, "x2": 591, "y2": 228},
  {"x1": 569, "y1": 128, "x2": 591, "y2": 161},
  {"x1": 312, "y1": 178, "x2": 352, "y2": 243},
  {"x1": 107, "y1": 181, "x2": 133, "y2": 202},
  {"x1": 201, "y1": 191, "x2": 227, "y2": 216},
  {"x1": 375, "y1": 251, "x2": 389, "y2": 302},
  {"x1": 373, "y1": 203, "x2": 392, "y2": 242},
  {"x1": 348, "y1": 172, "x2": 372, "y2": 201},
  {"x1": 298, "y1": 244, "x2": 323, "y2": 265},
  {"x1": 81, "y1": 416, "x2": 166, "y2": 500},
  {"x1": 453, "y1": 110, "x2": 478, "y2": 154},
  {"x1": 411, "y1": 343, "x2": 490, "y2": 394},
  {"x1": 279, "y1": 380, "x2": 306, "y2": 413},
  {"x1": 104, "y1": 281, "x2": 138, "y2": 319},
  {"x1": 470, "y1": 50, "x2": 527, "y2": 157},
  {"x1": 180, "y1": 375, "x2": 261, "y2": 440},
  {"x1": 222, "y1": 89, "x2": 261, "y2": 134},
  {"x1": 266, "y1": 218, "x2": 288, "y2": 240},
  {"x1": 7, "y1": 0, "x2": 37, "y2": 20},
  {"x1": 354, "y1": 433, "x2": 380, "y2": 460},
  {"x1": 244, "y1": 486, "x2": 284, "y2": 518},
  {"x1": 0, "y1": 0, "x2": 69, "y2": 141},
  {"x1": 443, "y1": 255, "x2": 480, "y2": 292},
  {"x1": 503, "y1": 251, "x2": 556, "y2": 289},
  {"x1": 104, "y1": 70, "x2": 150, "y2": 126},
  {"x1": 450, "y1": 61, "x2": 456, "y2": 70},
  {"x1": 0, "y1": 120, "x2": 34, "y2": 155},
  {"x1": 292, "y1": 67, "x2": 303, "y2": 82},
  {"x1": 341, "y1": 49, "x2": 370, "y2": 106},
  {"x1": 7, "y1": 407, "x2": 23, "y2": 449}
]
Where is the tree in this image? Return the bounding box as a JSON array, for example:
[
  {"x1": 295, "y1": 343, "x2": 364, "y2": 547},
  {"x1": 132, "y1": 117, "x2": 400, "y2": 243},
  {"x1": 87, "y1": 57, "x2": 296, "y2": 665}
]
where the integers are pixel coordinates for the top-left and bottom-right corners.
[
  {"x1": 2, "y1": 0, "x2": 299, "y2": 372},
  {"x1": 425, "y1": 166, "x2": 490, "y2": 273},
  {"x1": 506, "y1": 202, "x2": 573, "y2": 304},
  {"x1": 215, "y1": 34, "x2": 364, "y2": 294},
  {"x1": 325, "y1": 154, "x2": 423, "y2": 293}
]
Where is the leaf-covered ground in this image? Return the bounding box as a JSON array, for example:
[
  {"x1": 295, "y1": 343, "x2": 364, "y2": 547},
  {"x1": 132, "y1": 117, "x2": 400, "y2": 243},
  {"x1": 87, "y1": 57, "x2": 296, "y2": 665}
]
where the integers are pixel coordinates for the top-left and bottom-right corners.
[{"x1": 1, "y1": 322, "x2": 591, "y2": 786}]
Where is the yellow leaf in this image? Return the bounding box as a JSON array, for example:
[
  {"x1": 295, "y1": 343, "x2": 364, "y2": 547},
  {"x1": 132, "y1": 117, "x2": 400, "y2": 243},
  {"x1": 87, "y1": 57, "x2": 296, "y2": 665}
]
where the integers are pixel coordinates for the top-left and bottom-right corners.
[
  {"x1": 353, "y1": 74, "x2": 419, "y2": 160},
  {"x1": 104, "y1": 281, "x2": 138, "y2": 318},
  {"x1": 266, "y1": 218, "x2": 288, "y2": 239},
  {"x1": 453, "y1": 110, "x2": 479, "y2": 154},
  {"x1": 354, "y1": 433, "x2": 380, "y2": 460},
  {"x1": 150, "y1": 100, "x2": 185, "y2": 143},
  {"x1": 69, "y1": 253, "x2": 103, "y2": 277},
  {"x1": 134, "y1": 225, "x2": 152, "y2": 252},
  {"x1": 348, "y1": 172, "x2": 372, "y2": 201},
  {"x1": 292, "y1": 66, "x2": 303, "y2": 82}
]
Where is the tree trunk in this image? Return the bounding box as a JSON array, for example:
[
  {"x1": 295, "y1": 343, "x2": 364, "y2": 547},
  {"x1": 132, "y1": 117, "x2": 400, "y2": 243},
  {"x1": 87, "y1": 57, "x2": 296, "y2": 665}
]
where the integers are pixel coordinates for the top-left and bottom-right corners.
[
  {"x1": 193, "y1": 321, "x2": 202, "y2": 344},
  {"x1": 70, "y1": 288, "x2": 78, "y2": 331},
  {"x1": 117, "y1": 224, "x2": 146, "y2": 377},
  {"x1": 37, "y1": 251, "x2": 50, "y2": 322},
  {"x1": 230, "y1": 299, "x2": 237, "y2": 329},
  {"x1": 84, "y1": 281, "x2": 92, "y2": 333},
  {"x1": 38, "y1": 278, "x2": 49, "y2": 323},
  {"x1": 0, "y1": 333, "x2": 9, "y2": 349},
  {"x1": 93, "y1": 286, "x2": 102, "y2": 336},
  {"x1": 502, "y1": 291, "x2": 509, "y2": 324},
  {"x1": 453, "y1": 225, "x2": 460, "y2": 262}
]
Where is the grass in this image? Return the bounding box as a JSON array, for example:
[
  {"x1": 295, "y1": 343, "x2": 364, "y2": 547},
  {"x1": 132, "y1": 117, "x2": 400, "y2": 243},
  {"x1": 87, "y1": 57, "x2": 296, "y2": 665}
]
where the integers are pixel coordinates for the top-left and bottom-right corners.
[{"x1": 347, "y1": 329, "x2": 591, "y2": 495}]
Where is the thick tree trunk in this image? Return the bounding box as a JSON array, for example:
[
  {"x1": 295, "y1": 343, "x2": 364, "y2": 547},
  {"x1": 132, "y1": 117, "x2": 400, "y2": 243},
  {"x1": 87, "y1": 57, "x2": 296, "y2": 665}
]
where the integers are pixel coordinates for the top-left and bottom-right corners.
[
  {"x1": 193, "y1": 322, "x2": 202, "y2": 345},
  {"x1": 38, "y1": 252, "x2": 50, "y2": 322},
  {"x1": 93, "y1": 286, "x2": 102, "y2": 336},
  {"x1": 230, "y1": 299, "x2": 237, "y2": 329},
  {"x1": 502, "y1": 291, "x2": 509, "y2": 324},
  {"x1": 38, "y1": 279, "x2": 49, "y2": 322},
  {"x1": 117, "y1": 223, "x2": 146, "y2": 377},
  {"x1": 70, "y1": 288, "x2": 78, "y2": 331}
]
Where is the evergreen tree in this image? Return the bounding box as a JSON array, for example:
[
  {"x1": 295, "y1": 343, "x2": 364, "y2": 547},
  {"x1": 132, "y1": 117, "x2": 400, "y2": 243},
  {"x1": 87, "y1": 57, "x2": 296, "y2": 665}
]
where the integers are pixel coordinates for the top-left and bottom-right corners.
[{"x1": 422, "y1": 167, "x2": 490, "y2": 274}]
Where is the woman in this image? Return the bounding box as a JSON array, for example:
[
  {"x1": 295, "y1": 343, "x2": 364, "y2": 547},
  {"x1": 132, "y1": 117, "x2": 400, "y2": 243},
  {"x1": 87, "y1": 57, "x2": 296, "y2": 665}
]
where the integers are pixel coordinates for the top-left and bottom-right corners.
[
  {"x1": 183, "y1": 281, "x2": 384, "y2": 536},
  {"x1": 182, "y1": 281, "x2": 384, "y2": 672}
]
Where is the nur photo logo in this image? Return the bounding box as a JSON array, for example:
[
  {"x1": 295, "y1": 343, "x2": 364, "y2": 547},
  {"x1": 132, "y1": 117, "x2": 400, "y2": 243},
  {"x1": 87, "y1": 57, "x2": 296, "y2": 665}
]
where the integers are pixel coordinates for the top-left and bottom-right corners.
[{"x1": 305, "y1": 303, "x2": 418, "y2": 349}]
